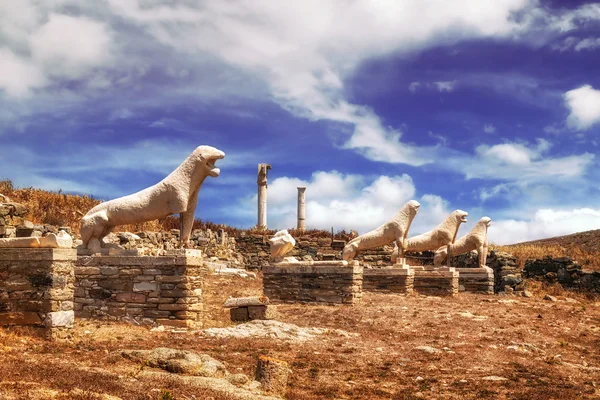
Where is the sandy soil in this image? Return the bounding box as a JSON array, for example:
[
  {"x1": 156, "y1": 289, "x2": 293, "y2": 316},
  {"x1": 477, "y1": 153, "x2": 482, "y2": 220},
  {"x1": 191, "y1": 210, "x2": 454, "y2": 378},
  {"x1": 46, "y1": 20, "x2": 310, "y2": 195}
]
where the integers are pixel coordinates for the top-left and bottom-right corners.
[{"x1": 2, "y1": 274, "x2": 600, "y2": 399}]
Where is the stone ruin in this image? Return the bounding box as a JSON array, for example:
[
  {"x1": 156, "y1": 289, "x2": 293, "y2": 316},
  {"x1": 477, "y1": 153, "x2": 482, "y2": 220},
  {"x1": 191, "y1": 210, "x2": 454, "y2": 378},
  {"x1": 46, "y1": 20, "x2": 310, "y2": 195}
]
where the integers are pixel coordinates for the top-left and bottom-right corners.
[{"x1": 6, "y1": 143, "x2": 588, "y2": 336}]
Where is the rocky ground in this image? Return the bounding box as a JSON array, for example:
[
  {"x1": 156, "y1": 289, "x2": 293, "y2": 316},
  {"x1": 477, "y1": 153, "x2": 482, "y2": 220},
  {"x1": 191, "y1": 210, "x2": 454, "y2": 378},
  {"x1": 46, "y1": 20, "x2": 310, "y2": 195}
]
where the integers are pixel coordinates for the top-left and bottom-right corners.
[{"x1": 2, "y1": 274, "x2": 600, "y2": 399}]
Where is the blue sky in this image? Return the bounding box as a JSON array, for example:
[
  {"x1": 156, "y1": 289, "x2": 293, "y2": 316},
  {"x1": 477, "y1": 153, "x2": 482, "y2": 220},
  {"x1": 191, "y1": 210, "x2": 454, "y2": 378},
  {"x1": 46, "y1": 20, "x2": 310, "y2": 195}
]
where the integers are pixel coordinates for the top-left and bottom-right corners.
[{"x1": 2, "y1": 0, "x2": 600, "y2": 244}]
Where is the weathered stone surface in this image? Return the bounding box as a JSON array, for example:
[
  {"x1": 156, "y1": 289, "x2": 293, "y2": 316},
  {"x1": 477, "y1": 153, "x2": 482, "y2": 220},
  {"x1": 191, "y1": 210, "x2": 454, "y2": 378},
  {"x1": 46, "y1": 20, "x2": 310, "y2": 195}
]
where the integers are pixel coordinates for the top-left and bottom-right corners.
[
  {"x1": 81, "y1": 146, "x2": 225, "y2": 251},
  {"x1": 248, "y1": 305, "x2": 277, "y2": 320},
  {"x1": 133, "y1": 281, "x2": 158, "y2": 292},
  {"x1": 263, "y1": 261, "x2": 363, "y2": 305},
  {"x1": 230, "y1": 307, "x2": 249, "y2": 322},
  {"x1": 74, "y1": 254, "x2": 205, "y2": 325},
  {"x1": 256, "y1": 356, "x2": 289, "y2": 397},
  {"x1": 44, "y1": 310, "x2": 74, "y2": 327},
  {"x1": 343, "y1": 200, "x2": 420, "y2": 261},
  {"x1": 120, "y1": 348, "x2": 227, "y2": 377}
]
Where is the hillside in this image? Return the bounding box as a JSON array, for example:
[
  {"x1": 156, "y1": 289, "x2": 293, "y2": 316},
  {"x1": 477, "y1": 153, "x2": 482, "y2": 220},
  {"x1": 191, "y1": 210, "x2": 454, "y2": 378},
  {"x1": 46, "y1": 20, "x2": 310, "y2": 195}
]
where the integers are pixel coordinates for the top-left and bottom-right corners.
[{"x1": 495, "y1": 229, "x2": 600, "y2": 270}]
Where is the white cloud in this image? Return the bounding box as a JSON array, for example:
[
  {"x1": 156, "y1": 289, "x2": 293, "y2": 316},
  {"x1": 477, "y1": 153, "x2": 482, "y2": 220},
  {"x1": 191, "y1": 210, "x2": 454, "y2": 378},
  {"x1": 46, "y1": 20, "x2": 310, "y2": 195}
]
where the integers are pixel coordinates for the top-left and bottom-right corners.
[
  {"x1": 100, "y1": 0, "x2": 532, "y2": 166},
  {"x1": 550, "y1": 36, "x2": 600, "y2": 52},
  {"x1": 244, "y1": 170, "x2": 462, "y2": 236},
  {"x1": 0, "y1": 48, "x2": 46, "y2": 96},
  {"x1": 29, "y1": 14, "x2": 112, "y2": 79},
  {"x1": 483, "y1": 123, "x2": 496, "y2": 134},
  {"x1": 564, "y1": 85, "x2": 600, "y2": 130},
  {"x1": 408, "y1": 81, "x2": 420, "y2": 93},
  {"x1": 434, "y1": 80, "x2": 457, "y2": 92},
  {"x1": 490, "y1": 208, "x2": 600, "y2": 244},
  {"x1": 574, "y1": 37, "x2": 600, "y2": 51},
  {"x1": 448, "y1": 138, "x2": 593, "y2": 182}
]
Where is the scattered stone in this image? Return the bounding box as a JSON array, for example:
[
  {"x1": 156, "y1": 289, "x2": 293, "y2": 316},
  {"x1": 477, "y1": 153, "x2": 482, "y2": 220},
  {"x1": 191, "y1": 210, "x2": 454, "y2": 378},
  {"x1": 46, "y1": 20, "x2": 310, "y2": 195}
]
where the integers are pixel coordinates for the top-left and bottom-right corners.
[
  {"x1": 414, "y1": 346, "x2": 441, "y2": 354},
  {"x1": 415, "y1": 376, "x2": 425, "y2": 381},
  {"x1": 482, "y1": 376, "x2": 508, "y2": 381},
  {"x1": 227, "y1": 373, "x2": 250, "y2": 386},
  {"x1": 256, "y1": 355, "x2": 290, "y2": 397},
  {"x1": 522, "y1": 290, "x2": 533, "y2": 298},
  {"x1": 119, "y1": 348, "x2": 227, "y2": 377},
  {"x1": 200, "y1": 320, "x2": 358, "y2": 342},
  {"x1": 544, "y1": 294, "x2": 558, "y2": 302}
]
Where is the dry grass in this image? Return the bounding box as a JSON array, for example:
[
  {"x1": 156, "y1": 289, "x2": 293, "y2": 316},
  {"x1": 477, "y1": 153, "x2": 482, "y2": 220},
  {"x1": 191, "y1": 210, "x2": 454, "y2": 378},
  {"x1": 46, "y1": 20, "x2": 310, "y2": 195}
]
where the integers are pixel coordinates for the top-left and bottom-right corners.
[
  {"x1": 493, "y1": 243, "x2": 600, "y2": 270},
  {"x1": 0, "y1": 180, "x2": 354, "y2": 239},
  {"x1": 2, "y1": 275, "x2": 600, "y2": 399}
]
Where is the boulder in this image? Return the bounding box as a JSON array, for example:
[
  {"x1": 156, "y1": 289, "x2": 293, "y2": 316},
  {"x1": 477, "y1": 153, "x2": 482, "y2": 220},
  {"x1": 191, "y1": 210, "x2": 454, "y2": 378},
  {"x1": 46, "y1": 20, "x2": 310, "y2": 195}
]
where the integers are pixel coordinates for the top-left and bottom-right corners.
[{"x1": 120, "y1": 348, "x2": 227, "y2": 377}]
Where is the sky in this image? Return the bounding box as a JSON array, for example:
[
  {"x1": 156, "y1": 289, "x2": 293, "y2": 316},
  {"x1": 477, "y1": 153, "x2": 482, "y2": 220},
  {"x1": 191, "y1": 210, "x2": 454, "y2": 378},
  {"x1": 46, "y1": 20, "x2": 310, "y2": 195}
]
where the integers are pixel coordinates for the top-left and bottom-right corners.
[{"x1": 1, "y1": 0, "x2": 600, "y2": 245}]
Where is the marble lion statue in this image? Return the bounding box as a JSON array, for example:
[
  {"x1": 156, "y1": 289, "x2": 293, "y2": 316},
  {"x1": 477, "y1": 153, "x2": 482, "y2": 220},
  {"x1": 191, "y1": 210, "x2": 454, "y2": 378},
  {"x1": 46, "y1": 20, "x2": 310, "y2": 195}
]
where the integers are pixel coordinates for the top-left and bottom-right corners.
[
  {"x1": 392, "y1": 209, "x2": 468, "y2": 263},
  {"x1": 81, "y1": 145, "x2": 225, "y2": 252},
  {"x1": 342, "y1": 200, "x2": 420, "y2": 261},
  {"x1": 433, "y1": 216, "x2": 491, "y2": 268}
]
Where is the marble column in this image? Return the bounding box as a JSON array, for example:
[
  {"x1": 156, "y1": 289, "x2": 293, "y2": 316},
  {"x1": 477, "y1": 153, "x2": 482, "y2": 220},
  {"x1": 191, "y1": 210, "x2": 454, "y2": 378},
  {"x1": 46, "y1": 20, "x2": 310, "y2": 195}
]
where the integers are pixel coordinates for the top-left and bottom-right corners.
[
  {"x1": 297, "y1": 187, "x2": 306, "y2": 231},
  {"x1": 257, "y1": 163, "x2": 271, "y2": 229}
]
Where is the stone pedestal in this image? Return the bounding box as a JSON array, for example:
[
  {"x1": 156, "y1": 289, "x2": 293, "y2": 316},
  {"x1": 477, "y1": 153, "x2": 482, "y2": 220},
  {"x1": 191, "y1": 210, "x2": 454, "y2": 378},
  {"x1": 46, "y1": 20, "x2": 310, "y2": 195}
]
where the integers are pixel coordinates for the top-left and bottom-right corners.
[
  {"x1": 413, "y1": 266, "x2": 459, "y2": 296},
  {"x1": 263, "y1": 261, "x2": 363, "y2": 305},
  {"x1": 74, "y1": 252, "x2": 206, "y2": 328},
  {"x1": 456, "y1": 267, "x2": 494, "y2": 294},
  {"x1": 0, "y1": 248, "x2": 76, "y2": 338},
  {"x1": 363, "y1": 264, "x2": 414, "y2": 294}
]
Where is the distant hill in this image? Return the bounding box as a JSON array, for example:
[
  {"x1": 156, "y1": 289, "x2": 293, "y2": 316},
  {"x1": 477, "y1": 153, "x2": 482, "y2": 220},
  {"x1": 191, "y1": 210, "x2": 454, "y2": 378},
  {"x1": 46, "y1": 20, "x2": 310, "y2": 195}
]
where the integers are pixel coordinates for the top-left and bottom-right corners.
[
  {"x1": 516, "y1": 229, "x2": 600, "y2": 254},
  {"x1": 496, "y1": 229, "x2": 600, "y2": 270}
]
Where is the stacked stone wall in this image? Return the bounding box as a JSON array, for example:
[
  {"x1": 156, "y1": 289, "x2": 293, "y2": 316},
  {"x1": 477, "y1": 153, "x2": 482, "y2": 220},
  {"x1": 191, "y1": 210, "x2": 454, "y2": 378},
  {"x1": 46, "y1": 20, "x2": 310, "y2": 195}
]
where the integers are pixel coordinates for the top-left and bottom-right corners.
[
  {"x1": 236, "y1": 234, "x2": 395, "y2": 269},
  {"x1": 524, "y1": 256, "x2": 600, "y2": 292},
  {"x1": 413, "y1": 268, "x2": 459, "y2": 296},
  {"x1": 74, "y1": 254, "x2": 206, "y2": 327},
  {"x1": 363, "y1": 268, "x2": 414, "y2": 294},
  {"x1": 263, "y1": 262, "x2": 363, "y2": 305},
  {"x1": 0, "y1": 248, "x2": 76, "y2": 336}
]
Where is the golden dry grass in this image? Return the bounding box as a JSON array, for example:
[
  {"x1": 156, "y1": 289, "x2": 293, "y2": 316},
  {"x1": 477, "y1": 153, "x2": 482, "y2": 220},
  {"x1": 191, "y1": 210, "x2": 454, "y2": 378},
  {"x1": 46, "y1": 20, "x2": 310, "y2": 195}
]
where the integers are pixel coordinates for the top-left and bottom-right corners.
[
  {"x1": 493, "y1": 243, "x2": 600, "y2": 270},
  {"x1": 3, "y1": 275, "x2": 600, "y2": 399}
]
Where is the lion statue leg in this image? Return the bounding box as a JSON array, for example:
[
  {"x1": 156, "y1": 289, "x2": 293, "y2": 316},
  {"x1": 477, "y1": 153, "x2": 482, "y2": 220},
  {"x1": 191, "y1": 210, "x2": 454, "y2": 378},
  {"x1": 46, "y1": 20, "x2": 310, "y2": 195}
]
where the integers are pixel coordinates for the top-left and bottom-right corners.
[
  {"x1": 433, "y1": 245, "x2": 448, "y2": 267},
  {"x1": 81, "y1": 210, "x2": 110, "y2": 253},
  {"x1": 342, "y1": 242, "x2": 358, "y2": 261}
]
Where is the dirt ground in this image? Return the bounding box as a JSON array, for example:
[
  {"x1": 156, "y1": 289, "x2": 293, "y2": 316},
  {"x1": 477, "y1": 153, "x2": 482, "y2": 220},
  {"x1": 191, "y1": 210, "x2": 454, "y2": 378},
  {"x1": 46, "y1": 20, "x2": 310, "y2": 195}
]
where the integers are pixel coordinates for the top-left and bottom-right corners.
[{"x1": 2, "y1": 274, "x2": 600, "y2": 399}]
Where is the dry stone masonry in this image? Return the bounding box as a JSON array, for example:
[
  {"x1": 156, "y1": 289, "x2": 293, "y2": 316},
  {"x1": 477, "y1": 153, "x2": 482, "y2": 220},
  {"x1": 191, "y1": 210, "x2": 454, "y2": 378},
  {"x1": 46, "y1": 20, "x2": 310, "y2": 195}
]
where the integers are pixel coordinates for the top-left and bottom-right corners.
[
  {"x1": 74, "y1": 251, "x2": 206, "y2": 327},
  {"x1": 413, "y1": 267, "x2": 459, "y2": 296},
  {"x1": 362, "y1": 267, "x2": 414, "y2": 294},
  {"x1": 0, "y1": 248, "x2": 76, "y2": 337},
  {"x1": 263, "y1": 261, "x2": 363, "y2": 305}
]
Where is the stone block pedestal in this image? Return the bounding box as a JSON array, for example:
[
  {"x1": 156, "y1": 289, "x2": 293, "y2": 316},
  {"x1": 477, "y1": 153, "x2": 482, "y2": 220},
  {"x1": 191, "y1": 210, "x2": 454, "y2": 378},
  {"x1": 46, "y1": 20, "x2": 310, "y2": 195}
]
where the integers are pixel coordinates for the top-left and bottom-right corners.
[
  {"x1": 75, "y1": 252, "x2": 206, "y2": 328},
  {"x1": 456, "y1": 267, "x2": 494, "y2": 294},
  {"x1": 413, "y1": 266, "x2": 459, "y2": 296},
  {"x1": 0, "y1": 248, "x2": 76, "y2": 338},
  {"x1": 363, "y1": 264, "x2": 414, "y2": 294},
  {"x1": 263, "y1": 261, "x2": 363, "y2": 305}
]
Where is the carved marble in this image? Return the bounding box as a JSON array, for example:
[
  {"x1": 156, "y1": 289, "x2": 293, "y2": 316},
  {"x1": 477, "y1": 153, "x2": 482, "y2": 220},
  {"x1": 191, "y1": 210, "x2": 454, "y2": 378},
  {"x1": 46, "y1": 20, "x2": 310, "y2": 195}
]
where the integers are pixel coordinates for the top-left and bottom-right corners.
[
  {"x1": 393, "y1": 209, "x2": 468, "y2": 263},
  {"x1": 434, "y1": 216, "x2": 491, "y2": 268},
  {"x1": 257, "y1": 163, "x2": 271, "y2": 229},
  {"x1": 342, "y1": 200, "x2": 420, "y2": 261},
  {"x1": 269, "y1": 230, "x2": 296, "y2": 262},
  {"x1": 81, "y1": 146, "x2": 224, "y2": 252},
  {"x1": 0, "y1": 230, "x2": 72, "y2": 248}
]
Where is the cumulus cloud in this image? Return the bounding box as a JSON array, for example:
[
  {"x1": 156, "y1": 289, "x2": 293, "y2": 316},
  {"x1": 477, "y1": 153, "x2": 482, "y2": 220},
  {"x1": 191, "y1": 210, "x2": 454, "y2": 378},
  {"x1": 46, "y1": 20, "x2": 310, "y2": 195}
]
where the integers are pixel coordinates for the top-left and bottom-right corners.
[
  {"x1": 447, "y1": 138, "x2": 593, "y2": 182},
  {"x1": 564, "y1": 85, "x2": 600, "y2": 130},
  {"x1": 1, "y1": 0, "x2": 537, "y2": 165},
  {"x1": 490, "y1": 208, "x2": 600, "y2": 244}
]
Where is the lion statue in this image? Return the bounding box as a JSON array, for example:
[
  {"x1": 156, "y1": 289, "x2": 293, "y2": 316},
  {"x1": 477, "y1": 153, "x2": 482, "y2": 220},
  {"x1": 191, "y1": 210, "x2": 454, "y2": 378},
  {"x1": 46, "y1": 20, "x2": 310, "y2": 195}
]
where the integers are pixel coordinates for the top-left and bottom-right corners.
[
  {"x1": 342, "y1": 200, "x2": 420, "y2": 261},
  {"x1": 434, "y1": 216, "x2": 491, "y2": 268},
  {"x1": 392, "y1": 209, "x2": 468, "y2": 263},
  {"x1": 80, "y1": 145, "x2": 225, "y2": 252}
]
